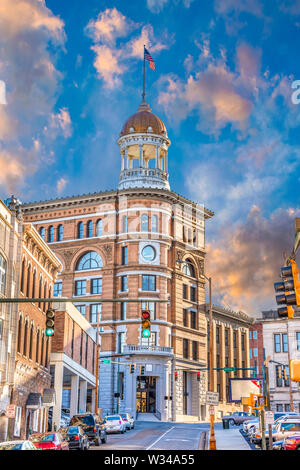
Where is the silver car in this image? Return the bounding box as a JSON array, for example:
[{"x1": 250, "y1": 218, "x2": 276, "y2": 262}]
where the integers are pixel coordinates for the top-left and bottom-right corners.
[
  {"x1": 120, "y1": 413, "x2": 135, "y2": 430},
  {"x1": 104, "y1": 415, "x2": 127, "y2": 434}
]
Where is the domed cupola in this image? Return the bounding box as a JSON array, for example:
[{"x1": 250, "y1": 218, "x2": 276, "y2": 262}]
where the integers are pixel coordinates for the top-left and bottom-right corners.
[{"x1": 118, "y1": 100, "x2": 171, "y2": 191}]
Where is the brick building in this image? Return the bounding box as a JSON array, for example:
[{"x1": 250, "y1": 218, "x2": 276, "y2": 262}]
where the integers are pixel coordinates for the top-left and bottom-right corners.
[
  {"x1": 8, "y1": 222, "x2": 61, "y2": 439},
  {"x1": 21, "y1": 98, "x2": 214, "y2": 421},
  {"x1": 249, "y1": 320, "x2": 264, "y2": 377}
]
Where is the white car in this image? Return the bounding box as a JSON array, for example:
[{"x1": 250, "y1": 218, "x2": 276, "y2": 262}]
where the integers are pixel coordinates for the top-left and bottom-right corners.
[
  {"x1": 104, "y1": 415, "x2": 127, "y2": 434},
  {"x1": 120, "y1": 413, "x2": 135, "y2": 430},
  {"x1": 0, "y1": 440, "x2": 37, "y2": 450}
]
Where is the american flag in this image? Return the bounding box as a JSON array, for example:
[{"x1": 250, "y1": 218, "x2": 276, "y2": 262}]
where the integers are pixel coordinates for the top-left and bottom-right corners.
[{"x1": 144, "y1": 47, "x2": 155, "y2": 71}]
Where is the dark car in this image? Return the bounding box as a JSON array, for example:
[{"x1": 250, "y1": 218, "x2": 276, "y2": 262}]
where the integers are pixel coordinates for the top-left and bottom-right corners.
[
  {"x1": 222, "y1": 412, "x2": 256, "y2": 426},
  {"x1": 66, "y1": 426, "x2": 90, "y2": 450},
  {"x1": 69, "y1": 413, "x2": 107, "y2": 446}
]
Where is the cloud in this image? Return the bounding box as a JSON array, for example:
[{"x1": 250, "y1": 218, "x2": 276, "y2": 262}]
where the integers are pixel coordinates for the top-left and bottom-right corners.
[
  {"x1": 57, "y1": 177, "x2": 68, "y2": 194},
  {"x1": 214, "y1": 0, "x2": 265, "y2": 34},
  {"x1": 206, "y1": 206, "x2": 300, "y2": 315},
  {"x1": 86, "y1": 8, "x2": 171, "y2": 88},
  {"x1": 49, "y1": 107, "x2": 72, "y2": 138},
  {"x1": 146, "y1": 0, "x2": 195, "y2": 13}
]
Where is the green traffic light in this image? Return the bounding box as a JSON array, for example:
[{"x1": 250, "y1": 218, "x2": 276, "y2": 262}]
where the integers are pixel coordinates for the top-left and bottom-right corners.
[
  {"x1": 45, "y1": 328, "x2": 54, "y2": 337},
  {"x1": 142, "y1": 329, "x2": 150, "y2": 338}
]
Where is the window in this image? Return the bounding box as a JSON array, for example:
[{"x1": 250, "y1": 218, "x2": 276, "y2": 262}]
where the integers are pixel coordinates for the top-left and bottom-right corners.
[
  {"x1": 48, "y1": 226, "x2": 54, "y2": 243},
  {"x1": 284, "y1": 366, "x2": 290, "y2": 387},
  {"x1": 29, "y1": 323, "x2": 33, "y2": 360},
  {"x1": 142, "y1": 301, "x2": 156, "y2": 320},
  {"x1": 276, "y1": 365, "x2": 283, "y2": 387},
  {"x1": 26, "y1": 264, "x2": 31, "y2": 298},
  {"x1": 54, "y1": 282, "x2": 62, "y2": 297},
  {"x1": 192, "y1": 341, "x2": 198, "y2": 361},
  {"x1": 121, "y1": 246, "x2": 128, "y2": 265},
  {"x1": 87, "y1": 220, "x2": 93, "y2": 238},
  {"x1": 225, "y1": 329, "x2": 229, "y2": 346},
  {"x1": 75, "y1": 280, "x2": 86, "y2": 296},
  {"x1": 233, "y1": 331, "x2": 237, "y2": 348},
  {"x1": 118, "y1": 332, "x2": 125, "y2": 353},
  {"x1": 91, "y1": 278, "x2": 102, "y2": 294},
  {"x1": 284, "y1": 404, "x2": 291, "y2": 413},
  {"x1": 36, "y1": 329, "x2": 40, "y2": 363},
  {"x1": 253, "y1": 331, "x2": 257, "y2": 340},
  {"x1": 141, "y1": 245, "x2": 156, "y2": 261},
  {"x1": 274, "y1": 334, "x2": 281, "y2": 353},
  {"x1": 141, "y1": 214, "x2": 148, "y2": 232},
  {"x1": 241, "y1": 335, "x2": 245, "y2": 351},
  {"x1": 282, "y1": 333, "x2": 288, "y2": 353},
  {"x1": 183, "y1": 284, "x2": 188, "y2": 299},
  {"x1": 32, "y1": 270, "x2": 36, "y2": 298},
  {"x1": 57, "y1": 224, "x2": 63, "y2": 241},
  {"x1": 120, "y1": 302, "x2": 127, "y2": 320},
  {"x1": 17, "y1": 316, "x2": 22, "y2": 353},
  {"x1": 276, "y1": 404, "x2": 283, "y2": 412},
  {"x1": 122, "y1": 216, "x2": 127, "y2": 233},
  {"x1": 96, "y1": 219, "x2": 103, "y2": 237},
  {"x1": 90, "y1": 304, "x2": 101, "y2": 324},
  {"x1": 39, "y1": 227, "x2": 45, "y2": 241},
  {"x1": 77, "y1": 222, "x2": 84, "y2": 239},
  {"x1": 249, "y1": 331, "x2": 252, "y2": 340},
  {"x1": 142, "y1": 275, "x2": 156, "y2": 291},
  {"x1": 152, "y1": 215, "x2": 158, "y2": 232},
  {"x1": 297, "y1": 332, "x2": 300, "y2": 351},
  {"x1": 253, "y1": 348, "x2": 258, "y2": 357},
  {"x1": 183, "y1": 309, "x2": 188, "y2": 327},
  {"x1": 76, "y1": 251, "x2": 103, "y2": 270},
  {"x1": 182, "y1": 261, "x2": 195, "y2": 277},
  {"x1": 76, "y1": 305, "x2": 86, "y2": 317},
  {"x1": 14, "y1": 407, "x2": 22, "y2": 437},
  {"x1": 249, "y1": 348, "x2": 252, "y2": 359},
  {"x1": 0, "y1": 254, "x2": 6, "y2": 295},
  {"x1": 23, "y1": 319, "x2": 28, "y2": 356},
  {"x1": 216, "y1": 326, "x2": 220, "y2": 344},
  {"x1": 190, "y1": 286, "x2": 196, "y2": 302},
  {"x1": 183, "y1": 339, "x2": 189, "y2": 358},
  {"x1": 21, "y1": 258, "x2": 25, "y2": 294},
  {"x1": 190, "y1": 311, "x2": 197, "y2": 329},
  {"x1": 120, "y1": 276, "x2": 127, "y2": 292}
]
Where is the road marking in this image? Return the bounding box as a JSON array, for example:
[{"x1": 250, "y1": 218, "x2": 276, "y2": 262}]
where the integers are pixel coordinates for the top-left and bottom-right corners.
[
  {"x1": 146, "y1": 426, "x2": 175, "y2": 450},
  {"x1": 165, "y1": 438, "x2": 192, "y2": 442}
]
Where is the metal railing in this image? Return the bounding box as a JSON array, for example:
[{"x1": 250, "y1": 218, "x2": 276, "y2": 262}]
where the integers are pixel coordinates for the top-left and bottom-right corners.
[{"x1": 124, "y1": 345, "x2": 173, "y2": 354}]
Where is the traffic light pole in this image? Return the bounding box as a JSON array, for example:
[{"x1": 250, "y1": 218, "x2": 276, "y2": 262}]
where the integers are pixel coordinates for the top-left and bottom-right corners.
[{"x1": 207, "y1": 276, "x2": 216, "y2": 451}]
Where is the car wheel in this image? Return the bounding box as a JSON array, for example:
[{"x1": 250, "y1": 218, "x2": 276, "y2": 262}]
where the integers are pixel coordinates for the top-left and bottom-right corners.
[
  {"x1": 96, "y1": 436, "x2": 101, "y2": 446},
  {"x1": 101, "y1": 434, "x2": 107, "y2": 444}
]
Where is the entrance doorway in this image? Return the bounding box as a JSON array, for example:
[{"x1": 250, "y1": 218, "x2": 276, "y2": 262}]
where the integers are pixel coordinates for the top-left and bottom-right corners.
[{"x1": 136, "y1": 376, "x2": 156, "y2": 413}]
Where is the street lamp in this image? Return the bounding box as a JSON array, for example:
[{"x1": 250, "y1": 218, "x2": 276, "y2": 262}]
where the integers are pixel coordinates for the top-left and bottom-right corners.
[{"x1": 176, "y1": 258, "x2": 216, "y2": 450}]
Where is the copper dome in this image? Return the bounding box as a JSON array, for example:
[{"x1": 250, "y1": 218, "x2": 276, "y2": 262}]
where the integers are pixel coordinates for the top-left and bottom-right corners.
[{"x1": 120, "y1": 101, "x2": 167, "y2": 137}]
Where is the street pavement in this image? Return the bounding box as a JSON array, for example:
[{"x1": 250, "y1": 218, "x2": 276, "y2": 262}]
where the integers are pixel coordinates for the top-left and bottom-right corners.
[{"x1": 91, "y1": 421, "x2": 211, "y2": 450}]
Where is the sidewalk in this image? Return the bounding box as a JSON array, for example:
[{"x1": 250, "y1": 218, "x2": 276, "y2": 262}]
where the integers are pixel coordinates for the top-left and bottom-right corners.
[{"x1": 211, "y1": 427, "x2": 252, "y2": 450}]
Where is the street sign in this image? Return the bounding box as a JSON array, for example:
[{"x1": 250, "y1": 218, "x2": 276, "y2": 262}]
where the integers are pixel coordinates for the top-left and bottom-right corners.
[
  {"x1": 265, "y1": 411, "x2": 274, "y2": 425},
  {"x1": 224, "y1": 367, "x2": 235, "y2": 372},
  {"x1": 5, "y1": 404, "x2": 16, "y2": 419},
  {"x1": 209, "y1": 405, "x2": 215, "y2": 415},
  {"x1": 206, "y1": 391, "x2": 219, "y2": 405},
  {"x1": 102, "y1": 359, "x2": 110, "y2": 364}
]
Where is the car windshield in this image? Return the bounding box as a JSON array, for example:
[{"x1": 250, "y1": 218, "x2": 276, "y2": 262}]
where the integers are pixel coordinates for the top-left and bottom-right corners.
[
  {"x1": 67, "y1": 427, "x2": 79, "y2": 434},
  {"x1": 30, "y1": 434, "x2": 55, "y2": 443},
  {"x1": 0, "y1": 443, "x2": 23, "y2": 450},
  {"x1": 281, "y1": 423, "x2": 300, "y2": 431},
  {"x1": 72, "y1": 416, "x2": 94, "y2": 425}
]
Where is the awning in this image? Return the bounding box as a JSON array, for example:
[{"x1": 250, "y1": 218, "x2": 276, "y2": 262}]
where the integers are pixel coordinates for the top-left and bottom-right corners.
[
  {"x1": 26, "y1": 393, "x2": 42, "y2": 409},
  {"x1": 42, "y1": 389, "x2": 56, "y2": 407}
]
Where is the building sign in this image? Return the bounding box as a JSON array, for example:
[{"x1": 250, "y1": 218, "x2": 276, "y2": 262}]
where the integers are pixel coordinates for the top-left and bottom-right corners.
[{"x1": 5, "y1": 404, "x2": 16, "y2": 419}]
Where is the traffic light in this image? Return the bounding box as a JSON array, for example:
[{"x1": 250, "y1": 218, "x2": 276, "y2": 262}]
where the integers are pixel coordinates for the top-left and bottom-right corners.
[
  {"x1": 283, "y1": 367, "x2": 288, "y2": 381},
  {"x1": 45, "y1": 308, "x2": 55, "y2": 336},
  {"x1": 274, "y1": 260, "x2": 300, "y2": 318},
  {"x1": 241, "y1": 393, "x2": 256, "y2": 408},
  {"x1": 141, "y1": 310, "x2": 151, "y2": 338},
  {"x1": 278, "y1": 366, "x2": 282, "y2": 379},
  {"x1": 174, "y1": 371, "x2": 178, "y2": 381},
  {"x1": 290, "y1": 359, "x2": 300, "y2": 382},
  {"x1": 140, "y1": 365, "x2": 145, "y2": 376},
  {"x1": 129, "y1": 363, "x2": 136, "y2": 374},
  {"x1": 197, "y1": 371, "x2": 200, "y2": 382}
]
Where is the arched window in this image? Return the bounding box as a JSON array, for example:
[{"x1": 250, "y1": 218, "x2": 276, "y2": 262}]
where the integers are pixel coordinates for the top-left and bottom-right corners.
[
  {"x1": 17, "y1": 316, "x2": 22, "y2": 353},
  {"x1": 182, "y1": 260, "x2": 196, "y2": 278},
  {"x1": 45, "y1": 337, "x2": 49, "y2": 368},
  {"x1": 39, "y1": 227, "x2": 45, "y2": 241},
  {"x1": 23, "y1": 318, "x2": 28, "y2": 356},
  {"x1": 87, "y1": 220, "x2": 93, "y2": 238},
  {"x1": 152, "y1": 215, "x2": 158, "y2": 233},
  {"x1": 40, "y1": 332, "x2": 45, "y2": 366},
  {"x1": 77, "y1": 222, "x2": 84, "y2": 239},
  {"x1": 57, "y1": 224, "x2": 63, "y2": 242},
  {"x1": 43, "y1": 282, "x2": 47, "y2": 312},
  {"x1": 32, "y1": 269, "x2": 36, "y2": 299},
  {"x1": 26, "y1": 264, "x2": 31, "y2": 298},
  {"x1": 0, "y1": 253, "x2": 7, "y2": 295},
  {"x1": 122, "y1": 216, "x2": 127, "y2": 233},
  {"x1": 21, "y1": 258, "x2": 26, "y2": 294},
  {"x1": 29, "y1": 322, "x2": 34, "y2": 360},
  {"x1": 76, "y1": 251, "x2": 103, "y2": 271},
  {"x1": 141, "y1": 214, "x2": 148, "y2": 232},
  {"x1": 96, "y1": 219, "x2": 103, "y2": 237},
  {"x1": 36, "y1": 329, "x2": 40, "y2": 363},
  {"x1": 38, "y1": 277, "x2": 42, "y2": 309},
  {"x1": 48, "y1": 226, "x2": 54, "y2": 243}
]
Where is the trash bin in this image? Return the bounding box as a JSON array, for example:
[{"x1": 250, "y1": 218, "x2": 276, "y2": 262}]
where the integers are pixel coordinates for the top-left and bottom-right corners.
[{"x1": 222, "y1": 418, "x2": 229, "y2": 429}]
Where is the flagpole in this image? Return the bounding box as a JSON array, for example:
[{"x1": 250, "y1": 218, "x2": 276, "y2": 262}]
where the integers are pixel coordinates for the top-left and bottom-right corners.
[{"x1": 142, "y1": 44, "x2": 146, "y2": 102}]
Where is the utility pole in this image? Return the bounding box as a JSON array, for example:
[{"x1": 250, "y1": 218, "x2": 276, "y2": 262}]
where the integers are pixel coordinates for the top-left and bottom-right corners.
[
  {"x1": 207, "y1": 276, "x2": 216, "y2": 450},
  {"x1": 94, "y1": 308, "x2": 100, "y2": 414},
  {"x1": 286, "y1": 320, "x2": 294, "y2": 411},
  {"x1": 264, "y1": 356, "x2": 273, "y2": 450}
]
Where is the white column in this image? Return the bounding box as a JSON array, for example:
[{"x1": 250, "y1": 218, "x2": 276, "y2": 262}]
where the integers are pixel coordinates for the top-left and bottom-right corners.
[
  {"x1": 125, "y1": 147, "x2": 128, "y2": 170},
  {"x1": 156, "y1": 145, "x2": 159, "y2": 169},
  {"x1": 70, "y1": 374, "x2": 79, "y2": 417},
  {"x1": 79, "y1": 380, "x2": 87, "y2": 413},
  {"x1": 139, "y1": 144, "x2": 143, "y2": 168},
  {"x1": 53, "y1": 362, "x2": 63, "y2": 431},
  {"x1": 165, "y1": 151, "x2": 168, "y2": 173}
]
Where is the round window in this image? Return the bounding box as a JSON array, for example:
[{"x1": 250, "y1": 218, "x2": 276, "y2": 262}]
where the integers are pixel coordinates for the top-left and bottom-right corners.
[{"x1": 142, "y1": 245, "x2": 156, "y2": 262}]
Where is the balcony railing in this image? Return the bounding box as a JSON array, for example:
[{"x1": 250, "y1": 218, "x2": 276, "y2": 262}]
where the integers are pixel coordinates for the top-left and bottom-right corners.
[
  {"x1": 123, "y1": 345, "x2": 173, "y2": 355},
  {"x1": 120, "y1": 168, "x2": 168, "y2": 181}
]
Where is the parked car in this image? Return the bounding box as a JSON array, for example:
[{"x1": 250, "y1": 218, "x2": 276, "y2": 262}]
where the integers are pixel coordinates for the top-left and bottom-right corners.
[
  {"x1": 30, "y1": 432, "x2": 69, "y2": 450},
  {"x1": 47, "y1": 408, "x2": 70, "y2": 431},
  {"x1": 0, "y1": 440, "x2": 37, "y2": 450},
  {"x1": 104, "y1": 415, "x2": 127, "y2": 434},
  {"x1": 246, "y1": 413, "x2": 300, "y2": 440},
  {"x1": 69, "y1": 413, "x2": 107, "y2": 446},
  {"x1": 273, "y1": 440, "x2": 285, "y2": 450},
  {"x1": 253, "y1": 419, "x2": 300, "y2": 447},
  {"x1": 222, "y1": 412, "x2": 256, "y2": 426},
  {"x1": 120, "y1": 413, "x2": 134, "y2": 430},
  {"x1": 283, "y1": 435, "x2": 300, "y2": 450},
  {"x1": 65, "y1": 425, "x2": 90, "y2": 450}
]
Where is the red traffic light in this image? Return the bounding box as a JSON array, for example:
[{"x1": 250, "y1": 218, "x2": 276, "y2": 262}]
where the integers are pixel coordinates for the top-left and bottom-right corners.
[{"x1": 142, "y1": 310, "x2": 150, "y2": 320}]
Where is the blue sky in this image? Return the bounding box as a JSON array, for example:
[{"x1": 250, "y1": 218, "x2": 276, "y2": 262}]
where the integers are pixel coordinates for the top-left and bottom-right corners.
[{"x1": 1, "y1": 0, "x2": 300, "y2": 315}]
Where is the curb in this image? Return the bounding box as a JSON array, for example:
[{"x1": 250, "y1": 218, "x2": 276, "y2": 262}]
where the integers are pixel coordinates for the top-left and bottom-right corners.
[{"x1": 198, "y1": 431, "x2": 209, "y2": 450}]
